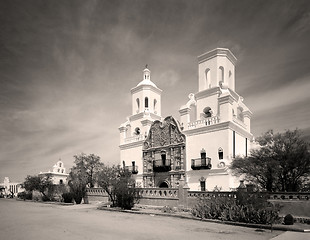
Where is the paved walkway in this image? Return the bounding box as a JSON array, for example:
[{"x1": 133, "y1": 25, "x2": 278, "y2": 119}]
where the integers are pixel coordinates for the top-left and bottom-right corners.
[{"x1": 271, "y1": 231, "x2": 309, "y2": 240}]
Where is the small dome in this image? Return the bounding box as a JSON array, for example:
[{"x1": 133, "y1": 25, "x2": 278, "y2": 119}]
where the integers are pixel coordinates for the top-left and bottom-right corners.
[
  {"x1": 137, "y1": 65, "x2": 158, "y2": 88},
  {"x1": 137, "y1": 79, "x2": 157, "y2": 88}
]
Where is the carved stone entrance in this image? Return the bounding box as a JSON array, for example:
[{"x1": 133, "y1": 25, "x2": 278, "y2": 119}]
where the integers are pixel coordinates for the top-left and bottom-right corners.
[
  {"x1": 159, "y1": 182, "x2": 169, "y2": 188},
  {"x1": 142, "y1": 116, "x2": 186, "y2": 188}
]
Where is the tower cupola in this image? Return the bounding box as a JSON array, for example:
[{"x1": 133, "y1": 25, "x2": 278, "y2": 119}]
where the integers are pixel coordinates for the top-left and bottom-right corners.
[
  {"x1": 137, "y1": 65, "x2": 157, "y2": 88},
  {"x1": 143, "y1": 65, "x2": 151, "y2": 80}
]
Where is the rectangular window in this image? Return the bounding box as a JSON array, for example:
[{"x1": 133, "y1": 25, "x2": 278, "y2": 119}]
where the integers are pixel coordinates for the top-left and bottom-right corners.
[{"x1": 200, "y1": 181, "x2": 206, "y2": 191}]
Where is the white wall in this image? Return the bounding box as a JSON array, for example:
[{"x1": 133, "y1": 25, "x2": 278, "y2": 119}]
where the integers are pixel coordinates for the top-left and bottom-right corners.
[
  {"x1": 120, "y1": 144, "x2": 143, "y2": 173},
  {"x1": 185, "y1": 128, "x2": 230, "y2": 171}
]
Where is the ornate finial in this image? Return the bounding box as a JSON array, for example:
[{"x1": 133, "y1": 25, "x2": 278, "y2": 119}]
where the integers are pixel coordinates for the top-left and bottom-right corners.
[{"x1": 145, "y1": 64, "x2": 148, "y2": 69}]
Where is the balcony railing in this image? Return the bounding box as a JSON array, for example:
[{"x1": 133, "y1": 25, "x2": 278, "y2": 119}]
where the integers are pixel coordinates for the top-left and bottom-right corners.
[
  {"x1": 191, "y1": 157, "x2": 212, "y2": 170},
  {"x1": 124, "y1": 134, "x2": 146, "y2": 143},
  {"x1": 153, "y1": 159, "x2": 171, "y2": 172},
  {"x1": 125, "y1": 166, "x2": 138, "y2": 174},
  {"x1": 188, "y1": 116, "x2": 220, "y2": 130}
]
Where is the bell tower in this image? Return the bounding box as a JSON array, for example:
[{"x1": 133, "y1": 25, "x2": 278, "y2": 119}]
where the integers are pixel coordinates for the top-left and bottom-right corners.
[
  {"x1": 119, "y1": 66, "x2": 162, "y2": 187},
  {"x1": 131, "y1": 65, "x2": 162, "y2": 116},
  {"x1": 197, "y1": 48, "x2": 237, "y2": 92}
]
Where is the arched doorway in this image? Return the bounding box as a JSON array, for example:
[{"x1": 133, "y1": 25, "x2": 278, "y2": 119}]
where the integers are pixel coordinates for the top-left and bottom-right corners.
[{"x1": 159, "y1": 182, "x2": 169, "y2": 188}]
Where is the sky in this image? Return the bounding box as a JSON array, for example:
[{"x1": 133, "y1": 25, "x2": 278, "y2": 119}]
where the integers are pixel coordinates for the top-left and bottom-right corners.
[{"x1": 0, "y1": 0, "x2": 309, "y2": 182}]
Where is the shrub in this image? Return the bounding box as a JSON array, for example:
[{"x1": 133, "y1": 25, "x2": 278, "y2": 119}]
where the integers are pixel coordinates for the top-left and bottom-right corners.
[
  {"x1": 62, "y1": 192, "x2": 74, "y2": 203},
  {"x1": 17, "y1": 191, "x2": 32, "y2": 200},
  {"x1": 72, "y1": 190, "x2": 84, "y2": 204},
  {"x1": 42, "y1": 195, "x2": 50, "y2": 202},
  {"x1": 191, "y1": 194, "x2": 280, "y2": 225},
  {"x1": 161, "y1": 206, "x2": 176, "y2": 213},
  {"x1": 115, "y1": 187, "x2": 139, "y2": 210},
  {"x1": 284, "y1": 214, "x2": 294, "y2": 225}
]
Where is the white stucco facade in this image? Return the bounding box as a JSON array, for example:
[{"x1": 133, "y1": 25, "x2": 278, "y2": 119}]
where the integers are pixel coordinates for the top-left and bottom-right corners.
[
  {"x1": 0, "y1": 177, "x2": 23, "y2": 197},
  {"x1": 39, "y1": 160, "x2": 69, "y2": 185},
  {"x1": 119, "y1": 48, "x2": 253, "y2": 191},
  {"x1": 119, "y1": 67, "x2": 162, "y2": 187}
]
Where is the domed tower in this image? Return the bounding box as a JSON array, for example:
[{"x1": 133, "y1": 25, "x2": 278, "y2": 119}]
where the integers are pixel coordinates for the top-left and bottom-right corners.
[
  {"x1": 131, "y1": 66, "x2": 162, "y2": 116},
  {"x1": 119, "y1": 65, "x2": 162, "y2": 187}
]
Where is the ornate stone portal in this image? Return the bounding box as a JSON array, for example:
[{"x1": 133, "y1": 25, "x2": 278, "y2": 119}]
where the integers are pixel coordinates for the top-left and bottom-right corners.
[{"x1": 143, "y1": 116, "x2": 186, "y2": 188}]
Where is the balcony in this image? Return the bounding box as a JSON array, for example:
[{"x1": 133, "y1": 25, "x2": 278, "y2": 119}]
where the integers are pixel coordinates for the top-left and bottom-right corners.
[
  {"x1": 125, "y1": 166, "x2": 138, "y2": 174},
  {"x1": 153, "y1": 159, "x2": 171, "y2": 172},
  {"x1": 191, "y1": 157, "x2": 212, "y2": 170},
  {"x1": 188, "y1": 116, "x2": 220, "y2": 130},
  {"x1": 124, "y1": 134, "x2": 146, "y2": 143}
]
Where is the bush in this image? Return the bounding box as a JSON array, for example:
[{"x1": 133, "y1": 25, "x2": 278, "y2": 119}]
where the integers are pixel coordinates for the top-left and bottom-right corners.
[
  {"x1": 191, "y1": 193, "x2": 280, "y2": 225},
  {"x1": 284, "y1": 214, "x2": 294, "y2": 225},
  {"x1": 161, "y1": 206, "x2": 176, "y2": 213},
  {"x1": 17, "y1": 191, "x2": 32, "y2": 200},
  {"x1": 115, "y1": 187, "x2": 139, "y2": 210},
  {"x1": 62, "y1": 192, "x2": 74, "y2": 203},
  {"x1": 71, "y1": 189, "x2": 84, "y2": 204},
  {"x1": 42, "y1": 195, "x2": 51, "y2": 202}
]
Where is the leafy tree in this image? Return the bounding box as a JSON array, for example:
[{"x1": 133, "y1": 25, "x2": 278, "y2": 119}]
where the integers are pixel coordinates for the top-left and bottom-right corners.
[
  {"x1": 68, "y1": 164, "x2": 89, "y2": 204},
  {"x1": 73, "y1": 153, "x2": 103, "y2": 187},
  {"x1": 97, "y1": 165, "x2": 139, "y2": 209},
  {"x1": 23, "y1": 174, "x2": 54, "y2": 200},
  {"x1": 230, "y1": 129, "x2": 310, "y2": 192}
]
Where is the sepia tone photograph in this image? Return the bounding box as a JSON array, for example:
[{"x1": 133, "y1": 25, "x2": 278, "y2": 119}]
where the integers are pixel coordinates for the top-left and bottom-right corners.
[{"x1": 0, "y1": 0, "x2": 309, "y2": 239}]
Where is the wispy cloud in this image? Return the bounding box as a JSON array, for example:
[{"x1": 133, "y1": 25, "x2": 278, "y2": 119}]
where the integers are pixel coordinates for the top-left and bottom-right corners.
[
  {"x1": 1, "y1": 0, "x2": 310, "y2": 182},
  {"x1": 246, "y1": 75, "x2": 310, "y2": 114}
]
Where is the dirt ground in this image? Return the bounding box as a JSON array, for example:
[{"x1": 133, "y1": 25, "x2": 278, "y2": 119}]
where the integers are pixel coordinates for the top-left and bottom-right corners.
[{"x1": 0, "y1": 199, "x2": 304, "y2": 240}]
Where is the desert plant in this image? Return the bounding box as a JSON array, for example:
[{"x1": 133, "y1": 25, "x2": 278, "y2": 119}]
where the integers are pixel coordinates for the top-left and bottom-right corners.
[
  {"x1": 97, "y1": 165, "x2": 140, "y2": 209},
  {"x1": 62, "y1": 192, "x2": 74, "y2": 203},
  {"x1": 17, "y1": 191, "x2": 32, "y2": 200},
  {"x1": 191, "y1": 195, "x2": 280, "y2": 225}
]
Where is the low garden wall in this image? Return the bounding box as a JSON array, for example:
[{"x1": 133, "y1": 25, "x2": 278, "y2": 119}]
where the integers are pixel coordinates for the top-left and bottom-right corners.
[
  {"x1": 86, "y1": 187, "x2": 310, "y2": 218},
  {"x1": 86, "y1": 188, "x2": 109, "y2": 203},
  {"x1": 137, "y1": 188, "x2": 179, "y2": 207}
]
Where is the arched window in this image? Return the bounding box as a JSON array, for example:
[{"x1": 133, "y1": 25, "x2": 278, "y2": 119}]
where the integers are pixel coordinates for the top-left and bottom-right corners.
[
  {"x1": 205, "y1": 68, "x2": 211, "y2": 88},
  {"x1": 161, "y1": 151, "x2": 166, "y2": 165},
  {"x1": 200, "y1": 148, "x2": 206, "y2": 159},
  {"x1": 219, "y1": 66, "x2": 224, "y2": 83},
  {"x1": 135, "y1": 127, "x2": 140, "y2": 135},
  {"x1": 59, "y1": 179, "x2": 63, "y2": 184},
  {"x1": 136, "y1": 98, "x2": 140, "y2": 112},
  {"x1": 59, "y1": 162, "x2": 62, "y2": 167},
  {"x1": 218, "y1": 148, "x2": 223, "y2": 160},
  {"x1": 145, "y1": 97, "x2": 149, "y2": 108},
  {"x1": 154, "y1": 99, "x2": 157, "y2": 113},
  {"x1": 203, "y1": 107, "x2": 212, "y2": 118},
  {"x1": 199, "y1": 177, "x2": 206, "y2": 191},
  {"x1": 126, "y1": 124, "x2": 131, "y2": 137}
]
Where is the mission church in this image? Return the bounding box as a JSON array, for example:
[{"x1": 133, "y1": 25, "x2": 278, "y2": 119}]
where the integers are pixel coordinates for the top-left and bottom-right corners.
[{"x1": 119, "y1": 48, "x2": 253, "y2": 191}]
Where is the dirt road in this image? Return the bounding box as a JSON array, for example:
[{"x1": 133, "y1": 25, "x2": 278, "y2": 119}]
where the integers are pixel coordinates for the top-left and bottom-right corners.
[{"x1": 0, "y1": 199, "x2": 285, "y2": 240}]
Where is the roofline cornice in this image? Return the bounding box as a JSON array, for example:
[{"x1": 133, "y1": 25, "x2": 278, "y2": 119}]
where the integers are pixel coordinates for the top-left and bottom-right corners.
[
  {"x1": 198, "y1": 48, "x2": 237, "y2": 65},
  {"x1": 131, "y1": 84, "x2": 162, "y2": 95}
]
